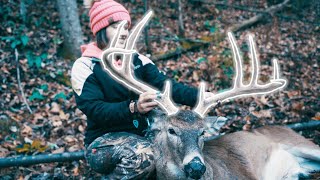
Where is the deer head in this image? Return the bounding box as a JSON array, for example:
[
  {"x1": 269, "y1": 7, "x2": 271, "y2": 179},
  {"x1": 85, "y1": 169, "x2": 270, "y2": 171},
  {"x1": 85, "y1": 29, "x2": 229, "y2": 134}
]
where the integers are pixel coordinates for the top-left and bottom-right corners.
[
  {"x1": 100, "y1": 11, "x2": 287, "y2": 179},
  {"x1": 146, "y1": 109, "x2": 227, "y2": 179}
]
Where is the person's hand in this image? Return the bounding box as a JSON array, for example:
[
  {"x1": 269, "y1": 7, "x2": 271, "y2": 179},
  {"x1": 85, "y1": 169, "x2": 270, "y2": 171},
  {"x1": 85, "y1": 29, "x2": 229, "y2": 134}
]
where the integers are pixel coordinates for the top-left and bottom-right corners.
[{"x1": 137, "y1": 92, "x2": 158, "y2": 114}]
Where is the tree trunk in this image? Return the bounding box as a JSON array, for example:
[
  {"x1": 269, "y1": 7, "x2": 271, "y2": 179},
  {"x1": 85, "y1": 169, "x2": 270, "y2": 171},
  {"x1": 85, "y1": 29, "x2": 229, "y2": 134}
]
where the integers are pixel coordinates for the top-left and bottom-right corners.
[
  {"x1": 56, "y1": 0, "x2": 84, "y2": 59},
  {"x1": 177, "y1": 0, "x2": 185, "y2": 37}
]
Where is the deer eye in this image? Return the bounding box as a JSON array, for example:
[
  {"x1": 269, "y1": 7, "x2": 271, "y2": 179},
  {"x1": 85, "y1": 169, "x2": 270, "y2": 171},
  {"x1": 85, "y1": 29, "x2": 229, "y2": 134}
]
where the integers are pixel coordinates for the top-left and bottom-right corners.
[
  {"x1": 199, "y1": 130, "x2": 205, "y2": 136},
  {"x1": 168, "y1": 128, "x2": 177, "y2": 135}
]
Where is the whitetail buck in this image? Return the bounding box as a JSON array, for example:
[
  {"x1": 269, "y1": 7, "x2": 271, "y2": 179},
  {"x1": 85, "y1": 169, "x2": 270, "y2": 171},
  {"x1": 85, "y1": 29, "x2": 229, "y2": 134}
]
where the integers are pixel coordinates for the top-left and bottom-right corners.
[{"x1": 101, "y1": 11, "x2": 320, "y2": 179}]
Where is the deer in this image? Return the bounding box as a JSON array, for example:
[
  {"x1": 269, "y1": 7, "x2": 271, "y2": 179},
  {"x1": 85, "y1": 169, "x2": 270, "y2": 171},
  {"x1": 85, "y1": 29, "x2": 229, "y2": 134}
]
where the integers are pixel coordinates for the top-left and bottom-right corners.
[{"x1": 100, "y1": 11, "x2": 320, "y2": 180}]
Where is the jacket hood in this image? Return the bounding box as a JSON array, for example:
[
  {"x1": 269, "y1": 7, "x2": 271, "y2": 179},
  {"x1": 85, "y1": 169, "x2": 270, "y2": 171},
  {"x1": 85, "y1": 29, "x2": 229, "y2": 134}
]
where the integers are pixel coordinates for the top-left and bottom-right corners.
[{"x1": 80, "y1": 42, "x2": 102, "y2": 59}]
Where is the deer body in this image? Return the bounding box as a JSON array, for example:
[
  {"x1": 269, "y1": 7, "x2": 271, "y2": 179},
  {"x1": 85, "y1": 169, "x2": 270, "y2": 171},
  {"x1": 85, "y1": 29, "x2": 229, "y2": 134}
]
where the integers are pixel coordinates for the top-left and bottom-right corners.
[
  {"x1": 203, "y1": 126, "x2": 320, "y2": 180},
  {"x1": 149, "y1": 110, "x2": 320, "y2": 180},
  {"x1": 100, "y1": 11, "x2": 320, "y2": 179}
]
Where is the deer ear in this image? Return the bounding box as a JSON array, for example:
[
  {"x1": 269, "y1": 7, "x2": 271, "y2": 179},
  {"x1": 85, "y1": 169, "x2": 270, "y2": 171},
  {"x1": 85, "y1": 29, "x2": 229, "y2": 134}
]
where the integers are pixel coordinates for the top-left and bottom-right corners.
[
  {"x1": 203, "y1": 116, "x2": 228, "y2": 139},
  {"x1": 147, "y1": 108, "x2": 166, "y2": 123},
  {"x1": 146, "y1": 109, "x2": 165, "y2": 140}
]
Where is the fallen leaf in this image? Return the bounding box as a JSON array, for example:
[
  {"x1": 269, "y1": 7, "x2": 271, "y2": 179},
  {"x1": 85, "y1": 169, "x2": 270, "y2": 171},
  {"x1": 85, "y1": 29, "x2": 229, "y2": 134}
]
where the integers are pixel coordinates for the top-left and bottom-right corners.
[
  {"x1": 68, "y1": 144, "x2": 80, "y2": 152},
  {"x1": 292, "y1": 102, "x2": 304, "y2": 112},
  {"x1": 78, "y1": 125, "x2": 85, "y2": 133},
  {"x1": 311, "y1": 112, "x2": 320, "y2": 120},
  {"x1": 0, "y1": 147, "x2": 10, "y2": 157},
  {"x1": 251, "y1": 110, "x2": 272, "y2": 118},
  {"x1": 50, "y1": 102, "x2": 61, "y2": 114},
  {"x1": 257, "y1": 96, "x2": 273, "y2": 107},
  {"x1": 244, "y1": 115, "x2": 251, "y2": 122},
  {"x1": 242, "y1": 123, "x2": 251, "y2": 131},
  {"x1": 31, "y1": 139, "x2": 48, "y2": 152},
  {"x1": 193, "y1": 71, "x2": 199, "y2": 81},
  {"x1": 286, "y1": 90, "x2": 301, "y2": 98},
  {"x1": 2, "y1": 142, "x2": 16, "y2": 150},
  {"x1": 15, "y1": 143, "x2": 31, "y2": 153},
  {"x1": 52, "y1": 147, "x2": 65, "y2": 154},
  {"x1": 33, "y1": 113, "x2": 44, "y2": 121},
  {"x1": 64, "y1": 135, "x2": 77, "y2": 145},
  {"x1": 73, "y1": 167, "x2": 79, "y2": 176},
  {"x1": 59, "y1": 110, "x2": 69, "y2": 120},
  {"x1": 10, "y1": 126, "x2": 18, "y2": 132},
  {"x1": 21, "y1": 124, "x2": 32, "y2": 137},
  {"x1": 51, "y1": 115, "x2": 62, "y2": 127}
]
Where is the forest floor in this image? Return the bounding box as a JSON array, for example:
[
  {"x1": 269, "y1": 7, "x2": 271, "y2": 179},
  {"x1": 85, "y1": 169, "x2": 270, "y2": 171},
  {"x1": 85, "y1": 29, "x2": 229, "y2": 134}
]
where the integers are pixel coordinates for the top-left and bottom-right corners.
[{"x1": 0, "y1": 0, "x2": 319, "y2": 179}]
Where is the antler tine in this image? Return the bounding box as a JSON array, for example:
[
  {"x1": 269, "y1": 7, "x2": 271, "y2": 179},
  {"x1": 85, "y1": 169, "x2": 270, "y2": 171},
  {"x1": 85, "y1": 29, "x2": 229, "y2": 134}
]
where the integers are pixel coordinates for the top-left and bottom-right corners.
[
  {"x1": 109, "y1": 21, "x2": 128, "y2": 48},
  {"x1": 248, "y1": 34, "x2": 260, "y2": 85},
  {"x1": 101, "y1": 11, "x2": 179, "y2": 116},
  {"x1": 193, "y1": 32, "x2": 287, "y2": 118},
  {"x1": 125, "y1": 10, "x2": 153, "y2": 50},
  {"x1": 228, "y1": 32, "x2": 244, "y2": 88},
  {"x1": 273, "y1": 58, "x2": 280, "y2": 80},
  {"x1": 193, "y1": 81, "x2": 212, "y2": 118},
  {"x1": 121, "y1": 10, "x2": 153, "y2": 86}
]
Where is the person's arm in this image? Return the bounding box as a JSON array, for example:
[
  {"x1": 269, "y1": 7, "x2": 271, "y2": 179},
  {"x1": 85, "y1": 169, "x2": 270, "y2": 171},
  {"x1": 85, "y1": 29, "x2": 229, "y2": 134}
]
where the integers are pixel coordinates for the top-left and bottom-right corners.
[
  {"x1": 74, "y1": 89, "x2": 132, "y2": 127},
  {"x1": 137, "y1": 54, "x2": 198, "y2": 107},
  {"x1": 71, "y1": 58, "x2": 133, "y2": 127}
]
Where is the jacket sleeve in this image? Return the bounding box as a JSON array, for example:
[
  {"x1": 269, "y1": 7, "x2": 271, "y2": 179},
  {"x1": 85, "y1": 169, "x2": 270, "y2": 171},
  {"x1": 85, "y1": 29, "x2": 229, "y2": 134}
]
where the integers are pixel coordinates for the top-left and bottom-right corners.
[
  {"x1": 138, "y1": 55, "x2": 198, "y2": 107},
  {"x1": 71, "y1": 58, "x2": 133, "y2": 127}
]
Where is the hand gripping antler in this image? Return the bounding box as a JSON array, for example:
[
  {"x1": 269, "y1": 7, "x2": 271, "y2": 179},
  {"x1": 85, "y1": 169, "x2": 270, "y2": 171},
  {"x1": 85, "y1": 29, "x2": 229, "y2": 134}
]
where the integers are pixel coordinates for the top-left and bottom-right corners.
[
  {"x1": 100, "y1": 11, "x2": 179, "y2": 116},
  {"x1": 193, "y1": 32, "x2": 287, "y2": 118}
]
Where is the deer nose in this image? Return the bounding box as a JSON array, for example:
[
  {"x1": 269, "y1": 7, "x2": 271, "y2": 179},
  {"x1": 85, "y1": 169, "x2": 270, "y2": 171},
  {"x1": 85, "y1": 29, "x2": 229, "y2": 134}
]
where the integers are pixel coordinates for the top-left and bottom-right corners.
[{"x1": 184, "y1": 157, "x2": 206, "y2": 179}]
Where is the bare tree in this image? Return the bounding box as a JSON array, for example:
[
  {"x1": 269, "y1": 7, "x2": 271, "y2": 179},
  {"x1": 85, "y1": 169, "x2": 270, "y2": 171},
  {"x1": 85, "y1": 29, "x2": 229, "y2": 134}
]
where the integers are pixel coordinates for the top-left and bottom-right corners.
[{"x1": 56, "y1": 0, "x2": 84, "y2": 59}]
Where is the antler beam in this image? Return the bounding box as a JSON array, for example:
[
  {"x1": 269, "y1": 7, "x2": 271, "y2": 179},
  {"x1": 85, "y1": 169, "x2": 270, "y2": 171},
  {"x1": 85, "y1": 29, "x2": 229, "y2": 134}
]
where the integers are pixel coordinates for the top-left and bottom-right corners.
[
  {"x1": 100, "y1": 11, "x2": 179, "y2": 116},
  {"x1": 193, "y1": 32, "x2": 287, "y2": 118}
]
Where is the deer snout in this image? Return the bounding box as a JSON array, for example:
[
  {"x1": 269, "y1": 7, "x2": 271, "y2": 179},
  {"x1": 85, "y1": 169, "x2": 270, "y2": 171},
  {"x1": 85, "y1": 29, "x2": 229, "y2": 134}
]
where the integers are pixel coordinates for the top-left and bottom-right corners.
[{"x1": 184, "y1": 157, "x2": 206, "y2": 179}]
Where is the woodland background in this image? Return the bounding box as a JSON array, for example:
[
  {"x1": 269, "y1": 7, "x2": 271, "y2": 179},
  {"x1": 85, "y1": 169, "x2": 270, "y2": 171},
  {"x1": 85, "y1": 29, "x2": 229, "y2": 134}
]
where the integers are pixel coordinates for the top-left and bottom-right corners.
[{"x1": 0, "y1": 0, "x2": 319, "y2": 179}]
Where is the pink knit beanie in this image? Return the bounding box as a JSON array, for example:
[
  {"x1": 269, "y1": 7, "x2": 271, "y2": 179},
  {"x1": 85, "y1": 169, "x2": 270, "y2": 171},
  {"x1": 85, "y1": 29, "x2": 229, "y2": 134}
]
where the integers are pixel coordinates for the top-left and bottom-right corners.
[{"x1": 89, "y1": 0, "x2": 131, "y2": 36}]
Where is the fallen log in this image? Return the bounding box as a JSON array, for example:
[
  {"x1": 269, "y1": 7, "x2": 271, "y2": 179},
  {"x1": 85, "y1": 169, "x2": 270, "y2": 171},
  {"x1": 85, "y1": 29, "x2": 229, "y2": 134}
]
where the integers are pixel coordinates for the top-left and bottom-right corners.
[
  {"x1": 0, "y1": 120, "x2": 319, "y2": 168},
  {"x1": 0, "y1": 151, "x2": 85, "y2": 168},
  {"x1": 286, "y1": 120, "x2": 320, "y2": 131}
]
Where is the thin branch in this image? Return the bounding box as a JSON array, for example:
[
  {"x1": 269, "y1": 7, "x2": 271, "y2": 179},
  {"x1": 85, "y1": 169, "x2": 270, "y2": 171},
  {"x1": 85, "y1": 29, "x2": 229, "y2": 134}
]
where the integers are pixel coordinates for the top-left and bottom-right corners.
[
  {"x1": 15, "y1": 48, "x2": 32, "y2": 114},
  {"x1": 229, "y1": 0, "x2": 291, "y2": 32},
  {"x1": 192, "y1": 0, "x2": 267, "y2": 13},
  {"x1": 192, "y1": 0, "x2": 315, "y2": 24},
  {"x1": 149, "y1": 36, "x2": 210, "y2": 44},
  {"x1": 152, "y1": 41, "x2": 210, "y2": 61}
]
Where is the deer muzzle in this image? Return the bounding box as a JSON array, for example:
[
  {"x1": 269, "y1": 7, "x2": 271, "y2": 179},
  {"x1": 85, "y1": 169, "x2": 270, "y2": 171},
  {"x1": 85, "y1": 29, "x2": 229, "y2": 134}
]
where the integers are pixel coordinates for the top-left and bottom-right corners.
[{"x1": 184, "y1": 157, "x2": 206, "y2": 179}]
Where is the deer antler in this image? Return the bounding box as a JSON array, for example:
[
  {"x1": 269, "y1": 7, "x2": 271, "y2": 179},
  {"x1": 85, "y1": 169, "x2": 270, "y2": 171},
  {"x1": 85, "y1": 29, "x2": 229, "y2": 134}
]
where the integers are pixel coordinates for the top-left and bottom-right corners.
[
  {"x1": 193, "y1": 32, "x2": 287, "y2": 118},
  {"x1": 100, "y1": 11, "x2": 179, "y2": 116}
]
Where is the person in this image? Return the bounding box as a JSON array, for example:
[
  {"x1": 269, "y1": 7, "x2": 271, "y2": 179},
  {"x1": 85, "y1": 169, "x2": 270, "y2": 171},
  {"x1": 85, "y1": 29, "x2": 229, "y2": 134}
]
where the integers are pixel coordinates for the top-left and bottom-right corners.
[{"x1": 71, "y1": 0, "x2": 201, "y2": 179}]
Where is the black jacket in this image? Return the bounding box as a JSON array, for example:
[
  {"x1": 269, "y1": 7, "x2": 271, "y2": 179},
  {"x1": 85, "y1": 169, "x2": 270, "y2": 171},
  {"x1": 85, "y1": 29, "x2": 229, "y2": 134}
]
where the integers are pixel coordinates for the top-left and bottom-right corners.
[{"x1": 71, "y1": 53, "x2": 198, "y2": 145}]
